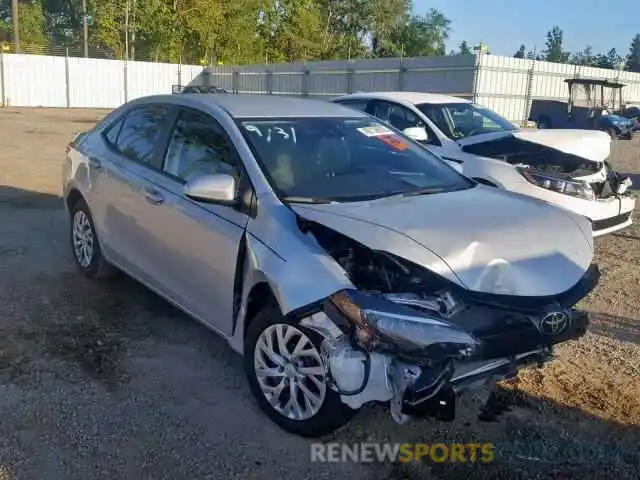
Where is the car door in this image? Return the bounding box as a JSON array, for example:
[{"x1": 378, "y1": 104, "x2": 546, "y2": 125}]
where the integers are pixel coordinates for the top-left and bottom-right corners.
[
  {"x1": 91, "y1": 103, "x2": 178, "y2": 289},
  {"x1": 130, "y1": 106, "x2": 251, "y2": 336}
]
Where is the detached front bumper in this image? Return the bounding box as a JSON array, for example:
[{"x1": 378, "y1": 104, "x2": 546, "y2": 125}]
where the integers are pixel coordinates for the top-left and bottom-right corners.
[
  {"x1": 590, "y1": 193, "x2": 635, "y2": 236},
  {"x1": 399, "y1": 310, "x2": 589, "y2": 419},
  {"x1": 304, "y1": 307, "x2": 590, "y2": 425}
]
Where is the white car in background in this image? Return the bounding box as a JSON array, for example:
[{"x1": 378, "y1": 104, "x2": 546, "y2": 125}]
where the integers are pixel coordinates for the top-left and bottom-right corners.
[{"x1": 332, "y1": 92, "x2": 635, "y2": 237}]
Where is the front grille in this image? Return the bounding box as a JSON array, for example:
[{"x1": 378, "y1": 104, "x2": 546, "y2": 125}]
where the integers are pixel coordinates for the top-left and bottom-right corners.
[{"x1": 592, "y1": 212, "x2": 632, "y2": 232}]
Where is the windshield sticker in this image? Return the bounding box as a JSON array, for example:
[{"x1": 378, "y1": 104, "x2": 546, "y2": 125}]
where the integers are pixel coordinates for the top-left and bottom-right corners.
[
  {"x1": 357, "y1": 125, "x2": 393, "y2": 137},
  {"x1": 377, "y1": 133, "x2": 409, "y2": 151}
]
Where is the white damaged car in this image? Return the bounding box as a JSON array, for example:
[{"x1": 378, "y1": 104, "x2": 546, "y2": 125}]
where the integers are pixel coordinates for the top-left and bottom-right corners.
[
  {"x1": 64, "y1": 94, "x2": 598, "y2": 437},
  {"x1": 332, "y1": 92, "x2": 635, "y2": 236}
]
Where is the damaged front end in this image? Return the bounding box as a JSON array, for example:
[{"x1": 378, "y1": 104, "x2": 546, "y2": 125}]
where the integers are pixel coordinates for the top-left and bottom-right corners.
[
  {"x1": 462, "y1": 136, "x2": 634, "y2": 202},
  {"x1": 298, "y1": 220, "x2": 596, "y2": 425}
]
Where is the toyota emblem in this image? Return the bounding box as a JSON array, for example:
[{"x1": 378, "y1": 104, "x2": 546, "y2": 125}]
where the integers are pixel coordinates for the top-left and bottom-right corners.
[{"x1": 539, "y1": 311, "x2": 569, "y2": 336}]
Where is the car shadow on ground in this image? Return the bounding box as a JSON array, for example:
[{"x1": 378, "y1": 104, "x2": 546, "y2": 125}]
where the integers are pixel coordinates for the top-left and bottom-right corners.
[
  {"x1": 19, "y1": 267, "x2": 640, "y2": 477},
  {"x1": 0, "y1": 185, "x2": 63, "y2": 210},
  {"x1": 2, "y1": 185, "x2": 638, "y2": 479}
]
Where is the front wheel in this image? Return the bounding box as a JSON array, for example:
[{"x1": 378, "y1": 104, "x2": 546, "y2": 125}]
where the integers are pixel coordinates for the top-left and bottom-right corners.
[{"x1": 244, "y1": 305, "x2": 356, "y2": 437}]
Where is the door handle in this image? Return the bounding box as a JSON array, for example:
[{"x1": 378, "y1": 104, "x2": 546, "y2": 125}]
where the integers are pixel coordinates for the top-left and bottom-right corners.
[
  {"x1": 88, "y1": 157, "x2": 102, "y2": 169},
  {"x1": 143, "y1": 186, "x2": 164, "y2": 205}
]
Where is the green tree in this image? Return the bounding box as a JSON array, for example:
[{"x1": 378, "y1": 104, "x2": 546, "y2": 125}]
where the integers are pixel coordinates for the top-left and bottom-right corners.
[
  {"x1": 258, "y1": 0, "x2": 323, "y2": 63},
  {"x1": 593, "y1": 48, "x2": 623, "y2": 70},
  {"x1": 570, "y1": 46, "x2": 595, "y2": 66},
  {"x1": 513, "y1": 44, "x2": 525, "y2": 58},
  {"x1": 370, "y1": 0, "x2": 410, "y2": 57},
  {"x1": 458, "y1": 40, "x2": 471, "y2": 55},
  {"x1": 543, "y1": 26, "x2": 569, "y2": 63},
  {"x1": 625, "y1": 34, "x2": 640, "y2": 72},
  {"x1": 0, "y1": 0, "x2": 47, "y2": 47},
  {"x1": 389, "y1": 8, "x2": 451, "y2": 57}
]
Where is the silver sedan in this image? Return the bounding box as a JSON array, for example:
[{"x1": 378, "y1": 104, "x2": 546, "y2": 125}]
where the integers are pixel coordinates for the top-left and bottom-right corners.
[{"x1": 63, "y1": 94, "x2": 598, "y2": 437}]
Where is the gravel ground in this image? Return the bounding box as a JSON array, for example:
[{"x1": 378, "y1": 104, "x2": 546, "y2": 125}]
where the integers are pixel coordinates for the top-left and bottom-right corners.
[{"x1": 0, "y1": 108, "x2": 638, "y2": 479}]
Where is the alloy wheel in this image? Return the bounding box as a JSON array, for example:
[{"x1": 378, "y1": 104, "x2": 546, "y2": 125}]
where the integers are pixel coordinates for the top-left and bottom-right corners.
[
  {"x1": 253, "y1": 323, "x2": 327, "y2": 421},
  {"x1": 72, "y1": 210, "x2": 94, "y2": 268}
]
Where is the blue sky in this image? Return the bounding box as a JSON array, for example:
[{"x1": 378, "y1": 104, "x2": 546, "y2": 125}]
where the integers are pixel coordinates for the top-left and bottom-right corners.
[{"x1": 414, "y1": 0, "x2": 638, "y2": 57}]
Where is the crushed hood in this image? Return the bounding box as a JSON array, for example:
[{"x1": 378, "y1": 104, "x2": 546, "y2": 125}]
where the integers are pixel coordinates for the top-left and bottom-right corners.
[
  {"x1": 455, "y1": 129, "x2": 611, "y2": 162},
  {"x1": 292, "y1": 187, "x2": 594, "y2": 297}
]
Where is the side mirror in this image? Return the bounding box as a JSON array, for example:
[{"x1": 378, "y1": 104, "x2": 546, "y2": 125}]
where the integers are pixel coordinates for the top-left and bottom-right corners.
[
  {"x1": 184, "y1": 173, "x2": 237, "y2": 204},
  {"x1": 403, "y1": 126, "x2": 429, "y2": 142}
]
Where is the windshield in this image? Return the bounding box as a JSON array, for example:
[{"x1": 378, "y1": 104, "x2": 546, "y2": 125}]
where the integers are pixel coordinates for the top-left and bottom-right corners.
[
  {"x1": 416, "y1": 102, "x2": 518, "y2": 140},
  {"x1": 238, "y1": 117, "x2": 473, "y2": 203}
]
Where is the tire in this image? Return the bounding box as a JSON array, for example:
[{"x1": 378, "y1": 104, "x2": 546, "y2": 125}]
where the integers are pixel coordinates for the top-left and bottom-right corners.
[
  {"x1": 605, "y1": 127, "x2": 617, "y2": 139},
  {"x1": 244, "y1": 304, "x2": 356, "y2": 437},
  {"x1": 536, "y1": 117, "x2": 550, "y2": 129},
  {"x1": 69, "y1": 198, "x2": 118, "y2": 279}
]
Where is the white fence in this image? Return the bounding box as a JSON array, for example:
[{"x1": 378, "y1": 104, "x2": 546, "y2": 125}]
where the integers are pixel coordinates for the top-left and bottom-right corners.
[
  {"x1": 1, "y1": 52, "x2": 640, "y2": 123},
  {"x1": 0, "y1": 54, "x2": 203, "y2": 108},
  {"x1": 199, "y1": 54, "x2": 640, "y2": 123},
  {"x1": 476, "y1": 55, "x2": 640, "y2": 122}
]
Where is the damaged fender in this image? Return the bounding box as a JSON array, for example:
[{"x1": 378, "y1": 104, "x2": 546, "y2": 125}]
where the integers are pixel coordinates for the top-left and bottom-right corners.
[{"x1": 227, "y1": 205, "x2": 354, "y2": 354}]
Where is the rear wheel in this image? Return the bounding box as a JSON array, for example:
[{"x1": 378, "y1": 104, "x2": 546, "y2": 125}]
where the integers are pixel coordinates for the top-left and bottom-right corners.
[
  {"x1": 69, "y1": 198, "x2": 117, "y2": 278},
  {"x1": 605, "y1": 127, "x2": 618, "y2": 139},
  {"x1": 244, "y1": 304, "x2": 356, "y2": 437}
]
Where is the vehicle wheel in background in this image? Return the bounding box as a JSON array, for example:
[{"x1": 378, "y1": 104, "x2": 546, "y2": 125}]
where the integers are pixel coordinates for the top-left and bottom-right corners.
[{"x1": 536, "y1": 116, "x2": 551, "y2": 129}]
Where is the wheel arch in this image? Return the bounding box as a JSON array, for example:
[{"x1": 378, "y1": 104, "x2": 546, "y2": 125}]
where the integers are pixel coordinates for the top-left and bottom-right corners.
[{"x1": 65, "y1": 188, "x2": 85, "y2": 214}]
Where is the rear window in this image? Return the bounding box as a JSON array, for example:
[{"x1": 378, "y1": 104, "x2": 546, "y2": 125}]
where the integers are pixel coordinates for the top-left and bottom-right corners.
[{"x1": 103, "y1": 105, "x2": 169, "y2": 164}]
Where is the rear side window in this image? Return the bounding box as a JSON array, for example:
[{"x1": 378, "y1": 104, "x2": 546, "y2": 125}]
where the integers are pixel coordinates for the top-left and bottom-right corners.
[
  {"x1": 104, "y1": 117, "x2": 123, "y2": 145},
  {"x1": 105, "y1": 105, "x2": 169, "y2": 164}
]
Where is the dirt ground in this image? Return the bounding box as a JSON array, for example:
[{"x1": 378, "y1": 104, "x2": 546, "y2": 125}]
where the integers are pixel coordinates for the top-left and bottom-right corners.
[{"x1": 0, "y1": 107, "x2": 639, "y2": 479}]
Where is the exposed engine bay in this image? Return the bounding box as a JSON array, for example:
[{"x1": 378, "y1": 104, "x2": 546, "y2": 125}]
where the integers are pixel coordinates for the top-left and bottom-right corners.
[
  {"x1": 461, "y1": 137, "x2": 602, "y2": 178},
  {"x1": 297, "y1": 217, "x2": 594, "y2": 424}
]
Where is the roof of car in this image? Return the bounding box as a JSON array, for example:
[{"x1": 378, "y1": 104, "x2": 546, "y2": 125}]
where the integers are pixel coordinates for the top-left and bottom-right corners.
[
  {"x1": 136, "y1": 93, "x2": 369, "y2": 118},
  {"x1": 333, "y1": 91, "x2": 472, "y2": 105}
]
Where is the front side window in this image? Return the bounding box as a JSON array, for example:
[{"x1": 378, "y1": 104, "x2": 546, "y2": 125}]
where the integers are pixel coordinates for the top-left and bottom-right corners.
[
  {"x1": 374, "y1": 101, "x2": 422, "y2": 131},
  {"x1": 416, "y1": 102, "x2": 518, "y2": 140},
  {"x1": 163, "y1": 109, "x2": 240, "y2": 183},
  {"x1": 110, "y1": 105, "x2": 169, "y2": 164},
  {"x1": 238, "y1": 117, "x2": 472, "y2": 203}
]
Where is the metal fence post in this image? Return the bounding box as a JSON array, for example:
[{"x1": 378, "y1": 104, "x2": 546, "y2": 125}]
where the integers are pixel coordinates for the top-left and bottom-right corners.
[
  {"x1": 523, "y1": 59, "x2": 536, "y2": 125},
  {"x1": 302, "y1": 68, "x2": 310, "y2": 97},
  {"x1": 346, "y1": 64, "x2": 354, "y2": 94},
  {"x1": 398, "y1": 62, "x2": 406, "y2": 91},
  {"x1": 266, "y1": 69, "x2": 273, "y2": 94},
  {"x1": 123, "y1": 59, "x2": 128, "y2": 103},
  {"x1": 0, "y1": 51, "x2": 5, "y2": 107},
  {"x1": 232, "y1": 70, "x2": 239, "y2": 94},
  {"x1": 64, "y1": 48, "x2": 71, "y2": 108},
  {"x1": 471, "y1": 53, "x2": 482, "y2": 104}
]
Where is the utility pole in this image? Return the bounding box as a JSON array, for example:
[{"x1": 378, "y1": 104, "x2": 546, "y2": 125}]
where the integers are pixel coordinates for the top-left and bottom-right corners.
[
  {"x1": 130, "y1": 0, "x2": 136, "y2": 61},
  {"x1": 11, "y1": 0, "x2": 19, "y2": 53},
  {"x1": 125, "y1": 0, "x2": 129, "y2": 61},
  {"x1": 82, "y1": 0, "x2": 88, "y2": 57}
]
